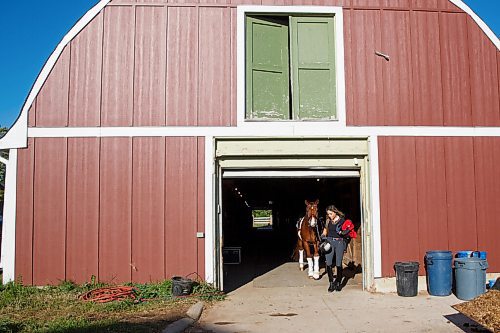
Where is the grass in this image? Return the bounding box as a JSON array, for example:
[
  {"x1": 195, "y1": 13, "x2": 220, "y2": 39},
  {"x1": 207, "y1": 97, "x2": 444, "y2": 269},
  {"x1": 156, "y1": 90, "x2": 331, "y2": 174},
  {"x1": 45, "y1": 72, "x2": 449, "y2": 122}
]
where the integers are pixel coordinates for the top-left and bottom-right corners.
[{"x1": 0, "y1": 277, "x2": 225, "y2": 333}]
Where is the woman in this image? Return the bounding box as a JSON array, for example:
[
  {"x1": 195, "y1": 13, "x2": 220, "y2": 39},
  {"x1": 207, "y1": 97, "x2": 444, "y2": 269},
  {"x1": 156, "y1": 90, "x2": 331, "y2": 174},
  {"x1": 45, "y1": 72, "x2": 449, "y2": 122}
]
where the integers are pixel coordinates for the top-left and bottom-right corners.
[{"x1": 321, "y1": 205, "x2": 347, "y2": 292}]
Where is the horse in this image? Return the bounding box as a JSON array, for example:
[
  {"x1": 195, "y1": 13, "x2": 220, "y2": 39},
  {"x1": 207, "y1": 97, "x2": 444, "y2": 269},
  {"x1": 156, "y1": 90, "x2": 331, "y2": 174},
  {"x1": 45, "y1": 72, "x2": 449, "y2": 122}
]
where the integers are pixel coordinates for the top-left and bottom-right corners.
[{"x1": 296, "y1": 199, "x2": 320, "y2": 279}]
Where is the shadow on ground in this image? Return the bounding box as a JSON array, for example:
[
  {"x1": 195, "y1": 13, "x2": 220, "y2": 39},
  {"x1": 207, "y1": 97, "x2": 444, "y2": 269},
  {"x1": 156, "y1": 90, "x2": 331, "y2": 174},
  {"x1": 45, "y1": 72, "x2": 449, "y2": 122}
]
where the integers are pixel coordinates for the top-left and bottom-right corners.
[{"x1": 444, "y1": 313, "x2": 491, "y2": 333}]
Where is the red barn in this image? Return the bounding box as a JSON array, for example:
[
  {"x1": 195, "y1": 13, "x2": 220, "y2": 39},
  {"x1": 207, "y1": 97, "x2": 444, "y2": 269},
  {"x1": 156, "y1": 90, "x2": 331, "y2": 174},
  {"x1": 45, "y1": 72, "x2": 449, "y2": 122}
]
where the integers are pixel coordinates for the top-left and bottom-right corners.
[{"x1": 0, "y1": 0, "x2": 499, "y2": 292}]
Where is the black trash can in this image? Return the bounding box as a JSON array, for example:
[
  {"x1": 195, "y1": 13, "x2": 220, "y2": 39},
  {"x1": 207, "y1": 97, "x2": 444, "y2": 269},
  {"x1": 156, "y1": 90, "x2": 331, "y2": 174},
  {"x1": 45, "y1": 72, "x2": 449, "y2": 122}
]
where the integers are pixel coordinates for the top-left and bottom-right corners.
[{"x1": 394, "y1": 262, "x2": 419, "y2": 297}]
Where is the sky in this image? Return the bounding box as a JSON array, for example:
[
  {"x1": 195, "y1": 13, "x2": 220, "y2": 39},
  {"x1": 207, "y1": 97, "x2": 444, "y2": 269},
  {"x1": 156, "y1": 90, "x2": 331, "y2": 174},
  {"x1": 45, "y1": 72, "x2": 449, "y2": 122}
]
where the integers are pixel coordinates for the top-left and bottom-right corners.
[{"x1": 0, "y1": 0, "x2": 499, "y2": 129}]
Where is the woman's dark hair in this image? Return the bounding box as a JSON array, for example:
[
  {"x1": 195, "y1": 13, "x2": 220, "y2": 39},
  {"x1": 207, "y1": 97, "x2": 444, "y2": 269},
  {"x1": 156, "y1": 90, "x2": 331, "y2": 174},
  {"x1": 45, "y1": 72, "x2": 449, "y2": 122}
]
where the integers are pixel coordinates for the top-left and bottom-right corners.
[{"x1": 326, "y1": 205, "x2": 345, "y2": 218}]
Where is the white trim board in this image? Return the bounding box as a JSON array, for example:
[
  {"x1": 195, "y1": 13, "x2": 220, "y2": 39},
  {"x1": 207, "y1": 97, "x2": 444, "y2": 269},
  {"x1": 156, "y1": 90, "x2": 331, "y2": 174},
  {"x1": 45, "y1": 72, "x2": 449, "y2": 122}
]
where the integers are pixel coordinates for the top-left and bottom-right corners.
[
  {"x1": 368, "y1": 137, "x2": 382, "y2": 278},
  {"x1": 1, "y1": 149, "x2": 18, "y2": 283},
  {"x1": 237, "y1": 5, "x2": 346, "y2": 128},
  {"x1": 204, "y1": 136, "x2": 215, "y2": 284},
  {"x1": 27, "y1": 126, "x2": 500, "y2": 138},
  {"x1": 222, "y1": 170, "x2": 360, "y2": 178}
]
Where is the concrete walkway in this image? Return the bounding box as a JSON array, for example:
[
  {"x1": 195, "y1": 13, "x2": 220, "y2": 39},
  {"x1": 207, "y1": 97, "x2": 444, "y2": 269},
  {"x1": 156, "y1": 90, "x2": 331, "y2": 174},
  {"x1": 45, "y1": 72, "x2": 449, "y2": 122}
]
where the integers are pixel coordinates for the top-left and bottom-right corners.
[{"x1": 187, "y1": 263, "x2": 485, "y2": 333}]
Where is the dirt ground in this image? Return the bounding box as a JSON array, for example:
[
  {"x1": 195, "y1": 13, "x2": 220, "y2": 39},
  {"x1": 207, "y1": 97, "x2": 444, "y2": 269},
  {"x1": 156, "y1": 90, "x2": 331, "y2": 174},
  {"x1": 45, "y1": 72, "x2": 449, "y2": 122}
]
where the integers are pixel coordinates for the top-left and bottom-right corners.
[{"x1": 453, "y1": 290, "x2": 500, "y2": 332}]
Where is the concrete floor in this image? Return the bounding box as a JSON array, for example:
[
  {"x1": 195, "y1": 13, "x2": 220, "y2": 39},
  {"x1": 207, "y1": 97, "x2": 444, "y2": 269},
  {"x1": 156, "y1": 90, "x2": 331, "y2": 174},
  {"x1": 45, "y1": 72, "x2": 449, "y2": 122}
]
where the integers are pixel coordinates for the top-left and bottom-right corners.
[{"x1": 189, "y1": 263, "x2": 486, "y2": 333}]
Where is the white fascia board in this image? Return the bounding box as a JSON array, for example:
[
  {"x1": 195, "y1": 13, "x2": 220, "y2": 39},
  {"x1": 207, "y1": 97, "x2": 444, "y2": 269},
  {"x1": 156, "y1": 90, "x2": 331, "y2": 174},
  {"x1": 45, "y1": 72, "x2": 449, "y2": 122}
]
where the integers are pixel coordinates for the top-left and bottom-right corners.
[
  {"x1": 27, "y1": 126, "x2": 500, "y2": 138},
  {"x1": 450, "y1": 0, "x2": 500, "y2": 50},
  {"x1": 237, "y1": 5, "x2": 346, "y2": 129},
  {"x1": 1, "y1": 150, "x2": 18, "y2": 283},
  {"x1": 0, "y1": 0, "x2": 111, "y2": 150}
]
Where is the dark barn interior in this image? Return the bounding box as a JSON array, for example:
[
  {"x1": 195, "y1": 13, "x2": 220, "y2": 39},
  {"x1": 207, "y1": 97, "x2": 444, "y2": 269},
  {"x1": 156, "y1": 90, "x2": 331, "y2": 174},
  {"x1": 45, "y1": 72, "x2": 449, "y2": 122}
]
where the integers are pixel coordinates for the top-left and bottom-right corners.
[{"x1": 221, "y1": 173, "x2": 362, "y2": 291}]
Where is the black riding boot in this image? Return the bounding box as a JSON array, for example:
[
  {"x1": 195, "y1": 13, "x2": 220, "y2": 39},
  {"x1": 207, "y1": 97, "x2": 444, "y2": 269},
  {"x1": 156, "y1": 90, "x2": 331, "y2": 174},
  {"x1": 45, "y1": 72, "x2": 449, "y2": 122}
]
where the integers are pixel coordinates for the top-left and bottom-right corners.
[
  {"x1": 334, "y1": 266, "x2": 343, "y2": 291},
  {"x1": 326, "y1": 265, "x2": 335, "y2": 292}
]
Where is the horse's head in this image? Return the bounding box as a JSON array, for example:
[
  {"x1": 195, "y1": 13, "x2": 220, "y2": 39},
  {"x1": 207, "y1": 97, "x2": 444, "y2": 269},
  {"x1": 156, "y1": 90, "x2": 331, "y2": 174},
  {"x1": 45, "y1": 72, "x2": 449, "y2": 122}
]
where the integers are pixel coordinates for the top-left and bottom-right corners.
[{"x1": 305, "y1": 199, "x2": 319, "y2": 228}]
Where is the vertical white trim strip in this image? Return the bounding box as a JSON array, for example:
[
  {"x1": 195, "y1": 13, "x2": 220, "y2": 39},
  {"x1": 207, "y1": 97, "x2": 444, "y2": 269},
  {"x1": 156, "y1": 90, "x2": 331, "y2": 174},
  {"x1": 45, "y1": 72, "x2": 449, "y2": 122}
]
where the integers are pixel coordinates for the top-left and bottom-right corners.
[
  {"x1": 1, "y1": 149, "x2": 18, "y2": 283},
  {"x1": 369, "y1": 136, "x2": 382, "y2": 278},
  {"x1": 204, "y1": 136, "x2": 214, "y2": 284},
  {"x1": 335, "y1": 9, "x2": 347, "y2": 127},
  {"x1": 236, "y1": 7, "x2": 245, "y2": 127}
]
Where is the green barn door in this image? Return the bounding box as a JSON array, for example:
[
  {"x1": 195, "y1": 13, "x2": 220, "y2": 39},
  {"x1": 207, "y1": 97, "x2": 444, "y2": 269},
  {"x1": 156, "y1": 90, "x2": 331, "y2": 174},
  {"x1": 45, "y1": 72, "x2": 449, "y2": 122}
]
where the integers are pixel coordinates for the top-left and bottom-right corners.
[
  {"x1": 290, "y1": 17, "x2": 336, "y2": 120},
  {"x1": 246, "y1": 17, "x2": 290, "y2": 120}
]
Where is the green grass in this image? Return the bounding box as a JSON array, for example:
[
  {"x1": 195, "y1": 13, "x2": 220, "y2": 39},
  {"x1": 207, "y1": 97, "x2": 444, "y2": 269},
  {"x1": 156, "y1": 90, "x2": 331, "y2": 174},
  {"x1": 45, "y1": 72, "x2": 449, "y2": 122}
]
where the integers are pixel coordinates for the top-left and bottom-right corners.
[{"x1": 0, "y1": 277, "x2": 224, "y2": 333}]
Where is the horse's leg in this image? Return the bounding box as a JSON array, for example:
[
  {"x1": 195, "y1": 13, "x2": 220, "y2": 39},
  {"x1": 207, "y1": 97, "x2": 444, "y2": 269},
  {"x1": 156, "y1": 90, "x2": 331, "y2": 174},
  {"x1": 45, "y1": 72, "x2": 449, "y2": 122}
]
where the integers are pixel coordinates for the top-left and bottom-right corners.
[
  {"x1": 297, "y1": 238, "x2": 305, "y2": 271},
  {"x1": 313, "y1": 241, "x2": 320, "y2": 280},
  {"x1": 304, "y1": 241, "x2": 314, "y2": 278}
]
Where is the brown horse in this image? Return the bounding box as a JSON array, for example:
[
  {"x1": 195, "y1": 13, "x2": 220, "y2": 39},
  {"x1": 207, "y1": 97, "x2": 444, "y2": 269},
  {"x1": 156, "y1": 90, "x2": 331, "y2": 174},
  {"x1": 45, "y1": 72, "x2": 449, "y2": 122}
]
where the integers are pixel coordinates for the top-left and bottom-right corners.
[{"x1": 297, "y1": 199, "x2": 320, "y2": 279}]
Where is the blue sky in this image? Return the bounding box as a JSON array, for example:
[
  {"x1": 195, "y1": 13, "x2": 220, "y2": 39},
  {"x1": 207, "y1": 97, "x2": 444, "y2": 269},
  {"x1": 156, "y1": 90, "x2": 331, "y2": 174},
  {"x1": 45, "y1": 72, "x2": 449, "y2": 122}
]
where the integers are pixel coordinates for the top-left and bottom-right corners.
[{"x1": 0, "y1": 0, "x2": 498, "y2": 129}]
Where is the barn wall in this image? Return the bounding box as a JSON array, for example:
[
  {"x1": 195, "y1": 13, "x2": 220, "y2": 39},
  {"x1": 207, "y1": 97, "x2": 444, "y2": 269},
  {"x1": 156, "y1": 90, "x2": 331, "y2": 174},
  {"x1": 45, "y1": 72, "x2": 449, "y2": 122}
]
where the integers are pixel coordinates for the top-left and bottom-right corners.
[
  {"x1": 27, "y1": 0, "x2": 499, "y2": 128},
  {"x1": 378, "y1": 136, "x2": 500, "y2": 277},
  {"x1": 14, "y1": 137, "x2": 205, "y2": 285}
]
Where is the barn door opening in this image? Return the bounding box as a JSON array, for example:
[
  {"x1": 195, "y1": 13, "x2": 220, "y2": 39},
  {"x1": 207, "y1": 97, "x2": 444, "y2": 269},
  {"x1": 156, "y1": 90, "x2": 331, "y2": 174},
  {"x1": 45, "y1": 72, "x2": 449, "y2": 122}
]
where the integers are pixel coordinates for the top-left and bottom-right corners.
[{"x1": 219, "y1": 170, "x2": 362, "y2": 292}]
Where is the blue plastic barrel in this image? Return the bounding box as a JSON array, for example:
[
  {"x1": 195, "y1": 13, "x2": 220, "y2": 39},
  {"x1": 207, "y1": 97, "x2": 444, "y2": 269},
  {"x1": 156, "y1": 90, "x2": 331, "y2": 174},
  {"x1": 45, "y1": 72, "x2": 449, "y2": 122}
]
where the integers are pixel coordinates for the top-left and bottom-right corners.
[
  {"x1": 425, "y1": 250, "x2": 453, "y2": 296},
  {"x1": 454, "y1": 258, "x2": 488, "y2": 300},
  {"x1": 472, "y1": 251, "x2": 487, "y2": 259},
  {"x1": 456, "y1": 251, "x2": 473, "y2": 258}
]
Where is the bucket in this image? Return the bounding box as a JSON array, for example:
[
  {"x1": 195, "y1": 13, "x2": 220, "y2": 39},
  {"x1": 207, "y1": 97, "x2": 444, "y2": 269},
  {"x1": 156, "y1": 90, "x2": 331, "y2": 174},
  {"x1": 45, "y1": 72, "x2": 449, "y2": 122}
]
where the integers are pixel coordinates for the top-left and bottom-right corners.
[
  {"x1": 472, "y1": 251, "x2": 487, "y2": 259},
  {"x1": 425, "y1": 250, "x2": 453, "y2": 296},
  {"x1": 171, "y1": 276, "x2": 195, "y2": 296},
  {"x1": 394, "y1": 262, "x2": 419, "y2": 297},
  {"x1": 456, "y1": 251, "x2": 473, "y2": 258},
  {"x1": 454, "y1": 258, "x2": 488, "y2": 301}
]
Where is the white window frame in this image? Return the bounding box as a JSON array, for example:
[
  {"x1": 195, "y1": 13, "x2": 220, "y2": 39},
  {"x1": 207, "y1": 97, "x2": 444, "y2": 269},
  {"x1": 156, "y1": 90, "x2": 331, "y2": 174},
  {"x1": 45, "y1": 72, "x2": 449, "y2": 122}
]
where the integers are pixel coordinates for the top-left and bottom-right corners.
[{"x1": 237, "y1": 5, "x2": 347, "y2": 130}]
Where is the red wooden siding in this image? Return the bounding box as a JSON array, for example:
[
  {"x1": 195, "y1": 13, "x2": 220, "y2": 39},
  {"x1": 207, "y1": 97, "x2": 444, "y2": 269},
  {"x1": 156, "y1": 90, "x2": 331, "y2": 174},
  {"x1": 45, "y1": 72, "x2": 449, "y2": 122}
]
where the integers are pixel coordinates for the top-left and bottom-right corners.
[
  {"x1": 15, "y1": 138, "x2": 35, "y2": 284},
  {"x1": 414, "y1": 138, "x2": 448, "y2": 274},
  {"x1": 439, "y1": 13, "x2": 472, "y2": 126},
  {"x1": 35, "y1": 47, "x2": 70, "y2": 127},
  {"x1": 348, "y1": 9, "x2": 383, "y2": 125},
  {"x1": 166, "y1": 7, "x2": 198, "y2": 125},
  {"x1": 381, "y1": 10, "x2": 413, "y2": 125},
  {"x1": 33, "y1": 138, "x2": 67, "y2": 285},
  {"x1": 473, "y1": 138, "x2": 500, "y2": 271},
  {"x1": 99, "y1": 138, "x2": 133, "y2": 282},
  {"x1": 66, "y1": 138, "x2": 100, "y2": 284},
  {"x1": 101, "y1": 6, "x2": 135, "y2": 126},
  {"x1": 197, "y1": 138, "x2": 206, "y2": 277},
  {"x1": 378, "y1": 137, "x2": 419, "y2": 276},
  {"x1": 134, "y1": 6, "x2": 167, "y2": 126},
  {"x1": 132, "y1": 137, "x2": 166, "y2": 283},
  {"x1": 230, "y1": 8, "x2": 238, "y2": 126},
  {"x1": 28, "y1": 102, "x2": 36, "y2": 128},
  {"x1": 444, "y1": 138, "x2": 477, "y2": 252},
  {"x1": 26, "y1": 1, "x2": 498, "y2": 128},
  {"x1": 467, "y1": 16, "x2": 500, "y2": 126},
  {"x1": 165, "y1": 137, "x2": 199, "y2": 277},
  {"x1": 410, "y1": 11, "x2": 443, "y2": 125},
  {"x1": 379, "y1": 136, "x2": 500, "y2": 277},
  {"x1": 15, "y1": 137, "x2": 205, "y2": 285},
  {"x1": 69, "y1": 13, "x2": 104, "y2": 127},
  {"x1": 198, "y1": 7, "x2": 232, "y2": 126}
]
